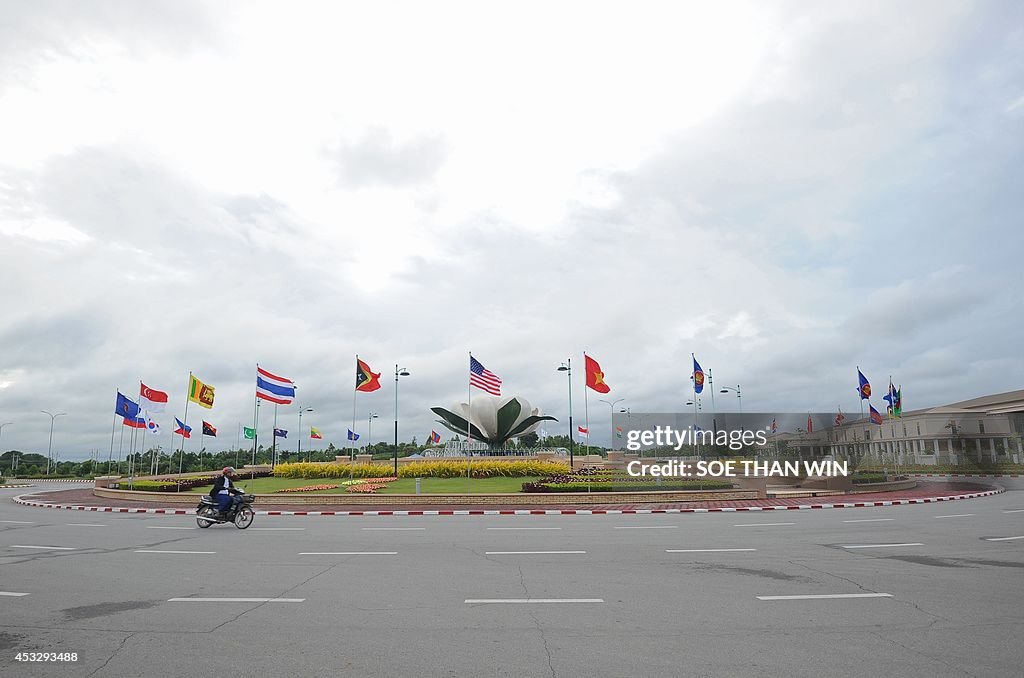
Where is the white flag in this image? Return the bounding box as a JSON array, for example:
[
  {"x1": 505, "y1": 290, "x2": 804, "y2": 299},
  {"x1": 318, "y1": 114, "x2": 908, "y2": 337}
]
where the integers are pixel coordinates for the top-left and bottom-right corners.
[{"x1": 146, "y1": 418, "x2": 161, "y2": 436}]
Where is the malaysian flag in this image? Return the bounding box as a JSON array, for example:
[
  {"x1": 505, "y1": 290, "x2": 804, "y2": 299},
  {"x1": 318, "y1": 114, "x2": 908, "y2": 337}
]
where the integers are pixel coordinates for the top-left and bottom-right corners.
[{"x1": 469, "y1": 356, "x2": 502, "y2": 396}]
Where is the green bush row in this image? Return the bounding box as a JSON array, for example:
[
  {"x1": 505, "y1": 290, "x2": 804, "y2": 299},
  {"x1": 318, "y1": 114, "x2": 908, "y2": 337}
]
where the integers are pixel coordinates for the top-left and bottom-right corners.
[{"x1": 274, "y1": 460, "x2": 571, "y2": 480}]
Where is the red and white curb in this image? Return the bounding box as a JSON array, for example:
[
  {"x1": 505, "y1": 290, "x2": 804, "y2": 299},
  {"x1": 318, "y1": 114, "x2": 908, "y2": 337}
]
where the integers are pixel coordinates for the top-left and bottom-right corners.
[
  {"x1": 908, "y1": 473, "x2": 1021, "y2": 478},
  {"x1": 11, "y1": 488, "x2": 1004, "y2": 517}
]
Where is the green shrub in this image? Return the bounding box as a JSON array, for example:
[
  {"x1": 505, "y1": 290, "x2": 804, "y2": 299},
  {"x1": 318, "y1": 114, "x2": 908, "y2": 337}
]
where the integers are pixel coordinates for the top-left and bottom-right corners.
[
  {"x1": 274, "y1": 460, "x2": 571, "y2": 480},
  {"x1": 851, "y1": 473, "x2": 888, "y2": 484}
]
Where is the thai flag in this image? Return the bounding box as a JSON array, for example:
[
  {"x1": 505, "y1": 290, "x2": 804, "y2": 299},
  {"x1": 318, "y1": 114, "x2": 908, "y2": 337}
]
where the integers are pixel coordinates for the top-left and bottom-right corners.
[{"x1": 256, "y1": 366, "x2": 296, "y2": 405}]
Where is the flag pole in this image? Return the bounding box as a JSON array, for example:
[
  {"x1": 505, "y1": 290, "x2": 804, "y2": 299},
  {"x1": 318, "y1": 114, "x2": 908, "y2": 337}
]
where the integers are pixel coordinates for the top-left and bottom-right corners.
[
  {"x1": 351, "y1": 355, "x2": 358, "y2": 480},
  {"x1": 108, "y1": 388, "x2": 119, "y2": 475},
  {"x1": 272, "y1": 403, "x2": 279, "y2": 469},
  {"x1": 117, "y1": 418, "x2": 125, "y2": 475},
  {"x1": 179, "y1": 372, "x2": 192, "y2": 476},
  {"x1": 583, "y1": 352, "x2": 590, "y2": 456},
  {"x1": 692, "y1": 354, "x2": 699, "y2": 457},
  {"x1": 467, "y1": 352, "x2": 473, "y2": 491},
  {"x1": 253, "y1": 365, "x2": 261, "y2": 466}
]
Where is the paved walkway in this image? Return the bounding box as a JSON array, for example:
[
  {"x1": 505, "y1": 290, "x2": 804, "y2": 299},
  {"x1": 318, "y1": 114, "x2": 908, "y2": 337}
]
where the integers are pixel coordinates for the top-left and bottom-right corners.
[{"x1": 11, "y1": 481, "x2": 1003, "y2": 516}]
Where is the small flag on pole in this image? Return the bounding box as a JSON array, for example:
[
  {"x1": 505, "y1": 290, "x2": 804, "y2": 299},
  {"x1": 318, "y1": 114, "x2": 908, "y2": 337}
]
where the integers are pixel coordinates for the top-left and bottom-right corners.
[
  {"x1": 584, "y1": 354, "x2": 611, "y2": 394},
  {"x1": 347, "y1": 429, "x2": 360, "y2": 441},
  {"x1": 835, "y1": 408, "x2": 846, "y2": 426},
  {"x1": 274, "y1": 428, "x2": 287, "y2": 438},
  {"x1": 188, "y1": 374, "x2": 216, "y2": 409},
  {"x1": 771, "y1": 418, "x2": 778, "y2": 434},
  {"x1": 123, "y1": 414, "x2": 146, "y2": 429},
  {"x1": 577, "y1": 426, "x2": 589, "y2": 437},
  {"x1": 310, "y1": 427, "x2": 323, "y2": 440},
  {"x1": 115, "y1": 392, "x2": 141, "y2": 420},
  {"x1": 243, "y1": 427, "x2": 256, "y2": 440},
  {"x1": 692, "y1": 355, "x2": 705, "y2": 394},
  {"x1": 139, "y1": 383, "x2": 168, "y2": 413},
  {"x1": 869, "y1": 404, "x2": 884, "y2": 425},
  {"x1": 356, "y1": 358, "x2": 382, "y2": 392},
  {"x1": 857, "y1": 369, "x2": 871, "y2": 400},
  {"x1": 146, "y1": 418, "x2": 161, "y2": 435},
  {"x1": 256, "y1": 366, "x2": 296, "y2": 404},
  {"x1": 174, "y1": 418, "x2": 192, "y2": 438},
  {"x1": 202, "y1": 421, "x2": 217, "y2": 437},
  {"x1": 429, "y1": 430, "x2": 441, "y2": 444},
  {"x1": 469, "y1": 356, "x2": 502, "y2": 396},
  {"x1": 806, "y1": 414, "x2": 813, "y2": 434}
]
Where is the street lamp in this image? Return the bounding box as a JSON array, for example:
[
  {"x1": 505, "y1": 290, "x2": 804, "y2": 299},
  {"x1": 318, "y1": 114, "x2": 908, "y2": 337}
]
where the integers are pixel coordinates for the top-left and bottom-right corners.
[
  {"x1": 367, "y1": 412, "x2": 379, "y2": 451},
  {"x1": 620, "y1": 408, "x2": 647, "y2": 457},
  {"x1": 41, "y1": 411, "x2": 66, "y2": 476},
  {"x1": 0, "y1": 422, "x2": 12, "y2": 474},
  {"x1": 557, "y1": 360, "x2": 574, "y2": 469},
  {"x1": 720, "y1": 385, "x2": 742, "y2": 414},
  {"x1": 297, "y1": 407, "x2": 313, "y2": 462},
  {"x1": 394, "y1": 365, "x2": 410, "y2": 476},
  {"x1": 598, "y1": 398, "x2": 624, "y2": 450}
]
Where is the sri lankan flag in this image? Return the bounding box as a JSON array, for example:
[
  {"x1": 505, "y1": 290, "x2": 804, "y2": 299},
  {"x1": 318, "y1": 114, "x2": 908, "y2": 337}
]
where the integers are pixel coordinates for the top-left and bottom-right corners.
[
  {"x1": 188, "y1": 374, "x2": 215, "y2": 409},
  {"x1": 356, "y1": 357, "x2": 382, "y2": 392}
]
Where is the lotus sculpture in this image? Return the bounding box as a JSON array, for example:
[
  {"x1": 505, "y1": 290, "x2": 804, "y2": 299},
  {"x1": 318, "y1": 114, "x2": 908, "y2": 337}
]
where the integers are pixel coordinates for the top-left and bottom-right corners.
[{"x1": 431, "y1": 395, "x2": 558, "y2": 448}]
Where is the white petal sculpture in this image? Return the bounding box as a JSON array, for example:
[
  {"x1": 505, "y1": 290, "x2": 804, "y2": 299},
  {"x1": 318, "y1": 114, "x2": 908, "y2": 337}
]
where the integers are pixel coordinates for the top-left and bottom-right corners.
[{"x1": 431, "y1": 395, "x2": 557, "y2": 447}]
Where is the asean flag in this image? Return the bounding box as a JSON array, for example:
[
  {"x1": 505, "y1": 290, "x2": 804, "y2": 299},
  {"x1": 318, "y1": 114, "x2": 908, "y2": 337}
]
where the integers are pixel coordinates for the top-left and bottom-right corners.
[{"x1": 584, "y1": 354, "x2": 610, "y2": 394}]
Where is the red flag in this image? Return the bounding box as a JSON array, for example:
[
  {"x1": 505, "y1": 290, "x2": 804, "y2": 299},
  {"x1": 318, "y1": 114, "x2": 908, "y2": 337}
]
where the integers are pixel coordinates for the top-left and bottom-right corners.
[
  {"x1": 139, "y1": 382, "x2": 168, "y2": 413},
  {"x1": 584, "y1": 354, "x2": 610, "y2": 393},
  {"x1": 577, "y1": 426, "x2": 589, "y2": 437},
  {"x1": 806, "y1": 414, "x2": 813, "y2": 433},
  {"x1": 356, "y1": 358, "x2": 382, "y2": 392}
]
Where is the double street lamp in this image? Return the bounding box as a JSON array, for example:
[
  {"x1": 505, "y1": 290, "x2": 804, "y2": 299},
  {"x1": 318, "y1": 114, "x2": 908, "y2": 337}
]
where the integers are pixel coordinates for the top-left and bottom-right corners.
[
  {"x1": 367, "y1": 412, "x2": 379, "y2": 450},
  {"x1": 557, "y1": 360, "x2": 574, "y2": 469},
  {"x1": 41, "y1": 410, "x2": 66, "y2": 476},
  {"x1": 297, "y1": 407, "x2": 313, "y2": 462},
  {"x1": 0, "y1": 422, "x2": 12, "y2": 473},
  {"x1": 394, "y1": 365, "x2": 410, "y2": 476},
  {"x1": 598, "y1": 398, "x2": 624, "y2": 450},
  {"x1": 720, "y1": 385, "x2": 743, "y2": 413}
]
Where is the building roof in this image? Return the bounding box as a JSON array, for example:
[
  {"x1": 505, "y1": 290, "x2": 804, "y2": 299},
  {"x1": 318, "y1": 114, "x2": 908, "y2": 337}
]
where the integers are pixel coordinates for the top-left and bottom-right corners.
[{"x1": 944, "y1": 389, "x2": 1024, "y2": 411}]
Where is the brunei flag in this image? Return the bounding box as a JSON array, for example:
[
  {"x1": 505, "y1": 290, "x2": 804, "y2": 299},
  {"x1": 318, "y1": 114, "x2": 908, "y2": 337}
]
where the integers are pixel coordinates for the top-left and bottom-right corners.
[
  {"x1": 188, "y1": 374, "x2": 215, "y2": 409},
  {"x1": 355, "y1": 357, "x2": 382, "y2": 392}
]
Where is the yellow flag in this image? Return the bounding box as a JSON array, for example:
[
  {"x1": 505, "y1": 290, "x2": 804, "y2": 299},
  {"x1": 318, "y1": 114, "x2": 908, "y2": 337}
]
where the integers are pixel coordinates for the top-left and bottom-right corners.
[{"x1": 188, "y1": 374, "x2": 215, "y2": 409}]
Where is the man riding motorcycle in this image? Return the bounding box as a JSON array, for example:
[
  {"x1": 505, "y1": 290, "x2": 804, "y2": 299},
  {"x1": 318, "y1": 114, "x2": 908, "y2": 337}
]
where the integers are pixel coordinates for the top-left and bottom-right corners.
[{"x1": 210, "y1": 466, "x2": 244, "y2": 520}]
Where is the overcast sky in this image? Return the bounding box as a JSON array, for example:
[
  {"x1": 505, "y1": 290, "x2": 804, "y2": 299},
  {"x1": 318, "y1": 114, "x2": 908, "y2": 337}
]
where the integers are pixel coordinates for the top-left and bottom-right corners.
[{"x1": 1, "y1": 0, "x2": 1022, "y2": 459}]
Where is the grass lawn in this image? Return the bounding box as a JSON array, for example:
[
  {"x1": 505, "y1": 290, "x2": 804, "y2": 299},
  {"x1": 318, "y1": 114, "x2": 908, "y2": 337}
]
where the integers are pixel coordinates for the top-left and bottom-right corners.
[{"x1": 189, "y1": 475, "x2": 540, "y2": 495}]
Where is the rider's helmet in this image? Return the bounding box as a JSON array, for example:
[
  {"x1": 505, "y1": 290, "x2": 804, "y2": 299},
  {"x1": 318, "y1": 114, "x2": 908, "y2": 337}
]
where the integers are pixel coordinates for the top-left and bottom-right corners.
[{"x1": 222, "y1": 466, "x2": 235, "y2": 475}]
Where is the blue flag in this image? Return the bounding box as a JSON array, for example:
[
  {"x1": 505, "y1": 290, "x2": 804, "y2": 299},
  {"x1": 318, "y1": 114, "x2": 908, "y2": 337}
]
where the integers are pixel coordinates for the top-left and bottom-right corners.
[
  {"x1": 857, "y1": 369, "x2": 871, "y2": 400},
  {"x1": 274, "y1": 428, "x2": 288, "y2": 438},
  {"x1": 115, "y1": 392, "x2": 140, "y2": 419},
  {"x1": 347, "y1": 429, "x2": 360, "y2": 441},
  {"x1": 692, "y1": 355, "x2": 705, "y2": 394}
]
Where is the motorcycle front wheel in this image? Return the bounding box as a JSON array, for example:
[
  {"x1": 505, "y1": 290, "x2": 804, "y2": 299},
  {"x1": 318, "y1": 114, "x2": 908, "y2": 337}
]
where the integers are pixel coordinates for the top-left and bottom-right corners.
[{"x1": 234, "y1": 505, "x2": 255, "y2": 529}]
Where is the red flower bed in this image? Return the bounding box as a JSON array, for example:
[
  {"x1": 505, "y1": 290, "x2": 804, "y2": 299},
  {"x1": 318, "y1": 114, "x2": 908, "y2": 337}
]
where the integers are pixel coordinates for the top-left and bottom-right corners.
[{"x1": 278, "y1": 483, "x2": 341, "y2": 493}]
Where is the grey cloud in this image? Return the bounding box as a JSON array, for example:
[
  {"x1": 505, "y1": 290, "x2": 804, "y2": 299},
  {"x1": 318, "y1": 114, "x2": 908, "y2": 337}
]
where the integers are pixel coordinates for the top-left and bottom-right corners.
[{"x1": 333, "y1": 127, "x2": 446, "y2": 188}]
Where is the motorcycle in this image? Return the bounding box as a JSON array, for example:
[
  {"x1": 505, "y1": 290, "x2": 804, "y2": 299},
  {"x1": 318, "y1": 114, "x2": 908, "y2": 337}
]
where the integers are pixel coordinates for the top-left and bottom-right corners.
[{"x1": 196, "y1": 491, "x2": 255, "y2": 529}]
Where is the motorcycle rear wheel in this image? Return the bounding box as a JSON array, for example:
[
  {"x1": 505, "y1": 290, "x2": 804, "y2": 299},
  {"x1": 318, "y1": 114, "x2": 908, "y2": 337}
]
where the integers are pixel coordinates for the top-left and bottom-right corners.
[{"x1": 196, "y1": 505, "x2": 216, "y2": 528}]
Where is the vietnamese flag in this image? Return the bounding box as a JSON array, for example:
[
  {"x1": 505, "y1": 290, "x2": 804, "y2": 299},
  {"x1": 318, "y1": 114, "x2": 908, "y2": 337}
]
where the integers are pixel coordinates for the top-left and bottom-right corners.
[
  {"x1": 584, "y1": 354, "x2": 610, "y2": 393},
  {"x1": 355, "y1": 357, "x2": 382, "y2": 392}
]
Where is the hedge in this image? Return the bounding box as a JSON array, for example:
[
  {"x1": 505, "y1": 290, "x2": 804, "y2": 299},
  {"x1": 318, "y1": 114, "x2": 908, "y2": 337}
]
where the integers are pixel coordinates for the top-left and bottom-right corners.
[{"x1": 274, "y1": 460, "x2": 571, "y2": 480}]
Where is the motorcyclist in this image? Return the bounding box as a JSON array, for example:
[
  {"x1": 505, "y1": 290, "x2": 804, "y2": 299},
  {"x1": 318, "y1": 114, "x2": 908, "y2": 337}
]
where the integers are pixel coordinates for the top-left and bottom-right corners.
[{"x1": 210, "y1": 467, "x2": 243, "y2": 520}]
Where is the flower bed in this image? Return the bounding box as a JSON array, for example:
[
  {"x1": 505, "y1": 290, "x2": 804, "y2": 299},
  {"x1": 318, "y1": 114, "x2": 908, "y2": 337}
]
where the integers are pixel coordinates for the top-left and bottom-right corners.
[
  {"x1": 277, "y1": 484, "x2": 341, "y2": 493},
  {"x1": 274, "y1": 460, "x2": 570, "y2": 480}
]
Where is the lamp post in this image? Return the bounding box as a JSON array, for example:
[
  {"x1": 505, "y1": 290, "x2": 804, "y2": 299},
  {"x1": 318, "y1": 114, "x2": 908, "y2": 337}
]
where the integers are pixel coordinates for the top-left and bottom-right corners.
[
  {"x1": 297, "y1": 407, "x2": 313, "y2": 462},
  {"x1": 557, "y1": 360, "x2": 574, "y2": 469},
  {"x1": 598, "y1": 398, "x2": 624, "y2": 451},
  {"x1": 619, "y1": 408, "x2": 646, "y2": 457},
  {"x1": 41, "y1": 411, "x2": 66, "y2": 476},
  {"x1": 394, "y1": 365, "x2": 410, "y2": 477},
  {"x1": 367, "y1": 412, "x2": 379, "y2": 453},
  {"x1": 719, "y1": 385, "x2": 742, "y2": 414},
  {"x1": 0, "y1": 422, "x2": 12, "y2": 474}
]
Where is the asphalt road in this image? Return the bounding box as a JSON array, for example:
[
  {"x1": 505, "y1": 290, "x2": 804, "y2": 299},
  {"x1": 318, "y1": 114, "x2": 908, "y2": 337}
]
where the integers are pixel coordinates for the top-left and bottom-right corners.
[{"x1": 2, "y1": 483, "x2": 1023, "y2": 678}]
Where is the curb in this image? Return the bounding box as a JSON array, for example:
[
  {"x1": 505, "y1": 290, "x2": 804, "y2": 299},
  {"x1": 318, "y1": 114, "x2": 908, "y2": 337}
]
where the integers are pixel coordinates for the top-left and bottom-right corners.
[
  {"x1": 907, "y1": 473, "x2": 1021, "y2": 478},
  {"x1": 1, "y1": 484, "x2": 35, "y2": 489},
  {"x1": 11, "y1": 488, "x2": 1005, "y2": 517}
]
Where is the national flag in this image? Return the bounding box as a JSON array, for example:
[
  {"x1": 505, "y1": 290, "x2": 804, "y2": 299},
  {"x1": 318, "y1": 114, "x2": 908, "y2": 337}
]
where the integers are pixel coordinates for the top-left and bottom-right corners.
[
  {"x1": 310, "y1": 427, "x2": 323, "y2": 440},
  {"x1": 771, "y1": 418, "x2": 778, "y2": 434},
  {"x1": 256, "y1": 366, "x2": 296, "y2": 405},
  {"x1": 869, "y1": 404, "x2": 884, "y2": 425},
  {"x1": 123, "y1": 414, "x2": 146, "y2": 429},
  {"x1": 894, "y1": 386, "x2": 902, "y2": 417},
  {"x1": 356, "y1": 358, "x2": 382, "y2": 392},
  {"x1": 274, "y1": 428, "x2": 287, "y2": 438},
  {"x1": 692, "y1": 355, "x2": 705, "y2": 394},
  {"x1": 115, "y1": 392, "x2": 141, "y2": 420},
  {"x1": 615, "y1": 426, "x2": 623, "y2": 438},
  {"x1": 202, "y1": 421, "x2": 217, "y2": 437},
  {"x1": 174, "y1": 418, "x2": 192, "y2": 438},
  {"x1": 835, "y1": 408, "x2": 846, "y2": 427},
  {"x1": 139, "y1": 383, "x2": 168, "y2": 413},
  {"x1": 469, "y1": 356, "x2": 502, "y2": 396},
  {"x1": 347, "y1": 429, "x2": 360, "y2": 441},
  {"x1": 883, "y1": 380, "x2": 902, "y2": 418},
  {"x1": 146, "y1": 418, "x2": 161, "y2": 435},
  {"x1": 857, "y1": 368, "x2": 871, "y2": 400},
  {"x1": 584, "y1": 354, "x2": 610, "y2": 394},
  {"x1": 243, "y1": 426, "x2": 256, "y2": 440},
  {"x1": 806, "y1": 414, "x2": 813, "y2": 434},
  {"x1": 188, "y1": 374, "x2": 215, "y2": 409},
  {"x1": 429, "y1": 430, "x2": 441, "y2": 444},
  {"x1": 577, "y1": 426, "x2": 589, "y2": 437}
]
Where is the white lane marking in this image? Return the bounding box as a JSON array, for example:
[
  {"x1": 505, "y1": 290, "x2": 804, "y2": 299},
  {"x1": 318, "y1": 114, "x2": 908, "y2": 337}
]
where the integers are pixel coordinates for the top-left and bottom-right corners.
[
  {"x1": 734, "y1": 522, "x2": 795, "y2": 527},
  {"x1": 251, "y1": 528, "x2": 306, "y2": 531},
  {"x1": 843, "y1": 518, "x2": 895, "y2": 523},
  {"x1": 984, "y1": 535, "x2": 1024, "y2": 542},
  {"x1": 298, "y1": 551, "x2": 397, "y2": 555},
  {"x1": 1003, "y1": 510, "x2": 1024, "y2": 514},
  {"x1": 0, "y1": 591, "x2": 31, "y2": 597},
  {"x1": 841, "y1": 543, "x2": 924, "y2": 549},
  {"x1": 934, "y1": 514, "x2": 974, "y2": 519},
  {"x1": 614, "y1": 525, "x2": 678, "y2": 530},
  {"x1": 465, "y1": 599, "x2": 603, "y2": 604},
  {"x1": 757, "y1": 593, "x2": 893, "y2": 601},
  {"x1": 361, "y1": 527, "x2": 424, "y2": 531},
  {"x1": 0, "y1": 520, "x2": 34, "y2": 524},
  {"x1": 67, "y1": 523, "x2": 106, "y2": 527},
  {"x1": 166, "y1": 602, "x2": 303, "y2": 606},
  {"x1": 135, "y1": 550, "x2": 216, "y2": 554},
  {"x1": 10, "y1": 545, "x2": 76, "y2": 551},
  {"x1": 666, "y1": 548, "x2": 757, "y2": 553},
  {"x1": 486, "y1": 527, "x2": 562, "y2": 531},
  {"x1": 146, "y1": 526, "x2": 196, "y2": 530},
  {"x1": 485, "y1": 551, "x2": 586, "y2": 555}
]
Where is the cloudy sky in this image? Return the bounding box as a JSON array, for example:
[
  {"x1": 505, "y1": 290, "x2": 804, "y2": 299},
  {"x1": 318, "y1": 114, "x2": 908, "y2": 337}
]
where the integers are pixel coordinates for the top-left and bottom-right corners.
[{"x1": 1, "y1": 0, "x2": 1022, "y2": 459}]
